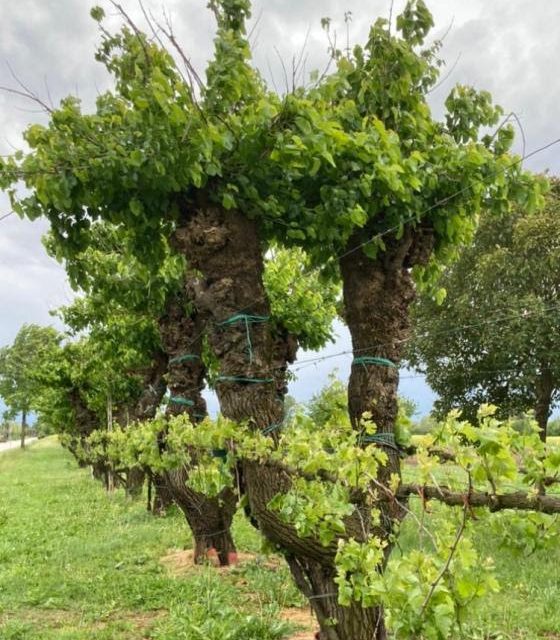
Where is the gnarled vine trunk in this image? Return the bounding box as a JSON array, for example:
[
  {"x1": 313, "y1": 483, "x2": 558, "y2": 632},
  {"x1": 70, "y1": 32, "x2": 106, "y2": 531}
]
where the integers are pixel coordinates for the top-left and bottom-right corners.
[
  {"x1": 174, "y1": 204, "x2": 391, "y2": 639},
  {"x1": 125, "y1": 466, "x2": 146, "y2": 498},
  {"x1": 151, "y1": 474, "x2": 175, "y2": 515},
  {"x1": 125, "y1": 349, "x2": 169, "y2": 499},
  {"x1": 158, "y1": 290, "x2": 238, "y2": 565},
  {"x1": 174, "y1": 204, "x2": 437, "y2": 639}
]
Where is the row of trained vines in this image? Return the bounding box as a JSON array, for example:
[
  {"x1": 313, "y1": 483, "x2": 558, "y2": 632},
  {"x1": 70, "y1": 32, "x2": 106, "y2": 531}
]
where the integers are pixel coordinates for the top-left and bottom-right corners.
[{"x1": 2, "y1": 2, "x2": 560, "y2": 639}]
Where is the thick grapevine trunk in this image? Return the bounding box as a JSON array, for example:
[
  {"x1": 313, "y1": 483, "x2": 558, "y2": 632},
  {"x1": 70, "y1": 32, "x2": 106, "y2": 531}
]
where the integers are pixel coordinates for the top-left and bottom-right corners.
[
  {"x1": 173, "y1": 203, "x2": 433, "y2": 638},
  {"x1": 158, "y1": 291, "x2": 238, "y2": 566},
  {"x1": 175, "y1": 205, "x2": 383, "y2": 638},
  {"x1": 166, "y1": 466, "x2": 237, "y2": 565},
  {"x1": 288, "y1": 557, "x2": 387, "y2": 640},
  {"x1": 121, "y1": 351, "x2": 169, "y2": 500},
  {"x1": 92, "y1": 460, "x2": 110, "y2": 490},
  {"x1": 68, "y1": 390, "x2": 107, "y2": 482},
  {"x1": 151, "y1": 474, "x2": 175, "y2": 515},
  {"x1": 125, "y1": 467, "x2": 146, "y2": 498},
  {"x1": 132, "y1": 349, "x2": 169, "y2": 422},
  {"x1": 339, "y1": 233, "x2": 417, "y2": 489},
  {"x1": 173, "y1": 205, "x2": 294, "y2": 429},
  {"x1": 244, "y1": 459, "x2": 389, "y2": 640}
]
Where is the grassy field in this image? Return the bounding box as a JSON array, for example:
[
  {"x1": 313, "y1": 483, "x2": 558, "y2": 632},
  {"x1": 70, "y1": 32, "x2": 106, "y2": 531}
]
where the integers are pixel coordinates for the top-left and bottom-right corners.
[
  {"x1": 0, "y1": 439, "x2": 559, "y2": 639},
  {"x1": 0, "y1": 439, "x2": 306, "y2": 640}
]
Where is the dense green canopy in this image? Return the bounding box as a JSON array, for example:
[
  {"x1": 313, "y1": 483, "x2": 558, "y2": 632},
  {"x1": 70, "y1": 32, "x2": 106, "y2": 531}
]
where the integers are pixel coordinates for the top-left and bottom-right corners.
[
  {"x1": 408, "y1": 180, "x2": 560, "y2": 435},
  {"x1": 0, "y1": 324, "x2": 61, "y2": 423},
  {"x1": 0, "y1": 1, "x2": 544, "y2": 282}
]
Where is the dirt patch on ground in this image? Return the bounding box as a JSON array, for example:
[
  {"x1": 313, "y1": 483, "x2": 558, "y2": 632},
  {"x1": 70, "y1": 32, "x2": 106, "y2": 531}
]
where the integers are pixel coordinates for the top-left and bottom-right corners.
[
  {"x1": 161, "y1": 548, "x2": 268, "y2": 574},
  {"x1": 280, "y1": 607, "x2": 316, "y2": 639}
]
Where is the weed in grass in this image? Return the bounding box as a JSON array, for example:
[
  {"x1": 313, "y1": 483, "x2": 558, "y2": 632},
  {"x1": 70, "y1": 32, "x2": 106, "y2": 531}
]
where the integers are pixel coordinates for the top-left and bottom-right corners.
[
  {"x1": 150, "y1": 570, "x2": 293, "y2": 639},
  {"x1": 230, "y1": 559, "x2": 305, "y2": 610}
]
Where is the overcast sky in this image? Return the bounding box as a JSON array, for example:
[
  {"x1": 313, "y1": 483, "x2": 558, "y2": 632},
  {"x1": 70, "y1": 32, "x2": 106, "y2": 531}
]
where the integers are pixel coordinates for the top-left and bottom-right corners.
[{"x1": 1, "y1": 0, "x2": 559, "y2": 417}]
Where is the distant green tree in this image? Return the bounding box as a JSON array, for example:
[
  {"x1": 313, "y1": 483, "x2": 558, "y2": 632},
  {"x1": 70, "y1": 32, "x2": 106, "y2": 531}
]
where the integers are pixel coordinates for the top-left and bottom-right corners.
[
  {"x1": 0, "y1": 325, "x2": 61, "y2": 448},
  {"x1": 410, "y1": 413, "x2": 437, "y2": 435},
  {"x1": 408, "y1": 181, "x2": 560, "y2": 439},
  {"x1": 548, "y1": 417, "x2": 560, "y2": 437},
  {"x1": 307, "y1": 373, "x2": 349, "y2": 427}
]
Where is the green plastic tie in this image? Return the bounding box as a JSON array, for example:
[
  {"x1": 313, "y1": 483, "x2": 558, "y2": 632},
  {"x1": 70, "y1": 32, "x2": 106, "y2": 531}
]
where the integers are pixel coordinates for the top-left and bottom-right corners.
[
  {"x1": 212, "y1": 448, "x2": 228, "y2": 459},
  {"x1": 217, "y1": 314, "x2": 269, "y2": 364},
  {"x1": 216, "y1": 376, "x2": 274, "y2": 385},
  {"x1": 262, "y1": 423, "x2": 282, "y2": 436},
  {"x1": 353, "y1": 356, "x2": 397, "y2": 369},
  {"x1": 168, "y1": 396, "x2": 195, "y2": 407},
  {"x1": 361, "y1": 432, "x2": 400, "y2": 452},
  {"x1": 169, "y1": 354, "x2": 200, "y2": 365}
]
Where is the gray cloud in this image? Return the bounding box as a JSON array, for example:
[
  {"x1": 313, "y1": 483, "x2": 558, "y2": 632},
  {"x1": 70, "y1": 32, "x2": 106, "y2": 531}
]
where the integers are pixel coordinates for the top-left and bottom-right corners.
[{"x1": 1, "y1": 1, "x2": 558, "y2": 414}]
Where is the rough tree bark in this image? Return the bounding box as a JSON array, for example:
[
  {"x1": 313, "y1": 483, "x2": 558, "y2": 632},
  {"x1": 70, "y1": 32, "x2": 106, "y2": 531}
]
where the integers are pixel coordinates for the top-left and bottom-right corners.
[
  {"x1": 398, "y1": 483, "x2": 560, "y2": 513},
  {"x1": 20, "y1": 409, "x2": 27, "y2": 449},
  {"x1": 175, "y1": 203, "x2": 383, "y2": 639},
  {"x1": 67, "y1": 389, "x2": 110, "y2": 488},
  {"x1": 158, "y1": 288, "x2": 238, "y2": 565},
  {"x1": 150, "y1": 474, "x2": 175, "y2": 515},
  {"x1": 535, "y1": 364, "x2": 553, "y2": 442},
  {"x1": 174, "y1": 201, "x2": 436, "y2": 639}
]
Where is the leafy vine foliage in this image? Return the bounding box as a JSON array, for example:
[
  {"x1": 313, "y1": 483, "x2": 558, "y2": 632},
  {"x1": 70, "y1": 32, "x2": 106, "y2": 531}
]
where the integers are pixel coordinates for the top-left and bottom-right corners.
[{"x1": 0, "y1": 1, "x2": 555, "y2": 638}]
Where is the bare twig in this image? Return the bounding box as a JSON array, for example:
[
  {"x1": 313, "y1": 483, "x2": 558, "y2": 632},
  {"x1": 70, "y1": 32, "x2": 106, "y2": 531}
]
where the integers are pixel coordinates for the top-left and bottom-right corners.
[
  {"x1": 487, "y1": 111, "x2": 527, "y2": 161},
  {"x1": 248, "y1": 8, "x2": 263, "y2": 45},
  {"x1": 138, "y1": 0, "x2": 164, "y2": 46},
  {"x1": 5, "y1": 61, "x2": 53, "y2": 113},
  {"x1": 511, "y1": 111, "x2": 527, "y2": 159},
  {"x1": 43, "y1": 76, "x2": 55, "y2": 110},
  {"x1": 370, "y1": 478, "x2": 438, "y2": 550},
  {"x1": 274, "y1": 46, "x2": 290, "y2": 95},
  {"x1": 266, "y1": 57, "x2": 280, "y2": 95},
  {"x1": 1, "y1": 62, "x2": 53, "y2": 113},
  {"x1": 427, "y1": 52, "x2": 462, "y2": 94},
  {"x1": 158, "y1": 10, "x2": 204, "y2": 92},
  {"x1": 312, "y1": 31, "x2": 337, "y2": 89},
  {"x1": 438, "y1": 17, "x2": 456, "y2": 45},
  {"x1": 293, "y1": 26, "x2": 311, "y2": 89}
]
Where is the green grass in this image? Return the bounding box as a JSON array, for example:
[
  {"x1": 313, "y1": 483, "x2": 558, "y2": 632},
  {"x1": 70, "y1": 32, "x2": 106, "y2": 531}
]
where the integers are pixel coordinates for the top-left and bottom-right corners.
[
  {"x1": 1, "y1": 439, "x2": 559, "y2": 639},
  {"x1": 0, "y1": 439, "x2": 302, "y2": 639}
]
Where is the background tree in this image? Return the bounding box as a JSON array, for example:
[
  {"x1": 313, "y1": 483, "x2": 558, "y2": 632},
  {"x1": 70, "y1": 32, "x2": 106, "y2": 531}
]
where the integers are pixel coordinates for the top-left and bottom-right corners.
[
  {"x1": 408, "y1": 179, "x2": 560, "y2": 439},
  {"x1": 0, "y1": 324, "x2": 61, "y2": 448},
  {"x1": 32, "y1": 313, "x2": 165, "y2": 492}
]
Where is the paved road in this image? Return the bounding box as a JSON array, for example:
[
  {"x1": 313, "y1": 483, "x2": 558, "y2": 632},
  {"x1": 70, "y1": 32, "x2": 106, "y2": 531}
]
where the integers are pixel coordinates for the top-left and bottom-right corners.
[{"x1": 0, "y1": 437, "x2": 37, "y2": 453}]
